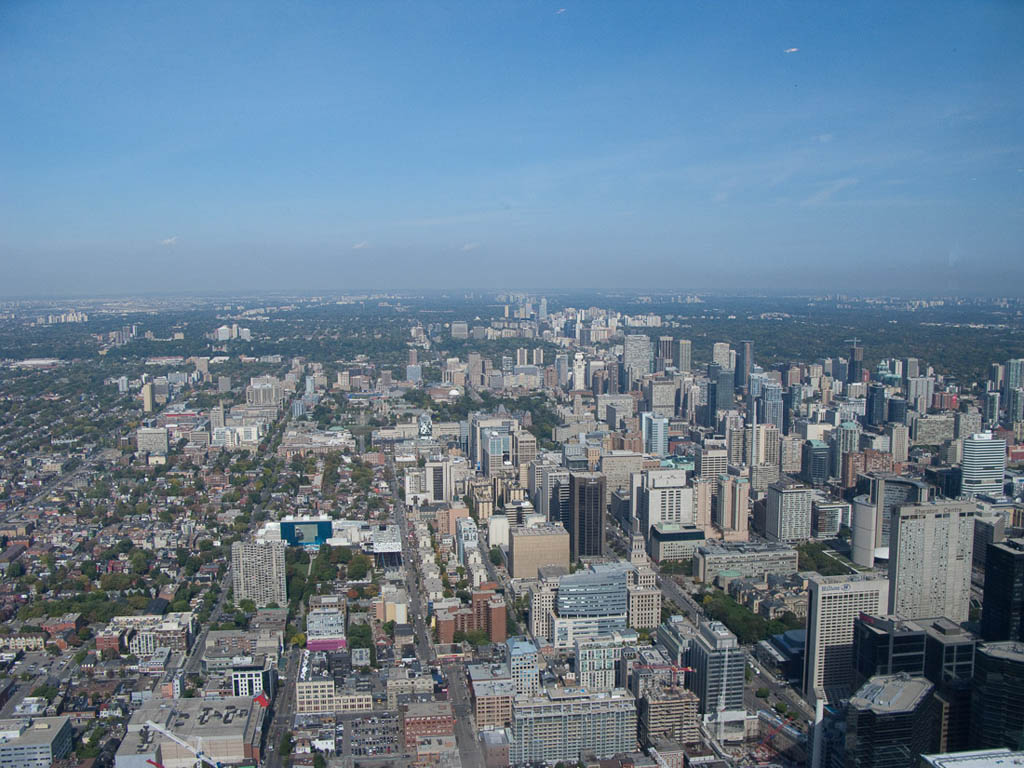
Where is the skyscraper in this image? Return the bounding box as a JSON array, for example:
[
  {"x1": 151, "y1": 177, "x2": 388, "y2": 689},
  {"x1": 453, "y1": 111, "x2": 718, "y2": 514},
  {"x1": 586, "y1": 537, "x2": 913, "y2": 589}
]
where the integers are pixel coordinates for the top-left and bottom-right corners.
[
  {"x1": 982, "y1": 538, "x2": 1024, "y2": 643},
  {"x1": 765, "y1": 480, "x2": 812, "y2": 543},
  {"x1": 1006, "y1": 358, "x2": 1024, "y2": 394},
  {"x1": 962, "y1": 432, "x2": 1007, "y2": 498},
  {"x1": 708, "y1": 363, "x2": 734, "y2": 414},
  {"x1": 801, "y1": 439, "x2": 830, "y2": 486},
  {"x1": 623, "y1": 334, "x2": 651, "y2": 384},
  {"x1": 569, "y1": 471, "x2": 606, "y2": 561},
  {"x1": 849, "y1": 342, "x2": 864, "y2": 383},
  {"x1": 712, "y1": 342, "x2": 731, "y2": 369},
  {"x1": 507, "y1": 636, "x2": 540, "y2": 696},
  {"x1": 735, "y1": 340, "x2": 753, "y2": 395},
  {"x1": 760, "y1": 382, "x2": 784, "y2": 429},
  {"x1": 888, "y1": 501, "x2": 976, "y2": 623},
  {"x1": 690, "y1": 620, "x2": 745, "y2": 714},
  {"x1": 641, "y1": 412, "x2": 669, "y2": 457},
  {"x1": 984, "y1": 391, "x2": 1001, "y2": 425},
  {"x1": 865, "y1": 383, "x2": 887, "y2": 427},
  {"x1": 804, "y1": 574, "x2": 890, "y2": 705},
  {"x1": 232, "y1": 540, "x2": 287, "y2": 608},
  {"x1": 657, "y1": 335, "x2": 674, "y2": 363},
  {"x1": 715, "y1": 474, "x2": 749, "y2": 540},
  {"x1": 675, "y1": 339, "x2": 692, "y2": 373},
  {"x1": 844, "y1": 675, "x2": 939, "y2": 768},
  {"x1": 969, "y1": 641, "x2": 1024, "y2": 751}
]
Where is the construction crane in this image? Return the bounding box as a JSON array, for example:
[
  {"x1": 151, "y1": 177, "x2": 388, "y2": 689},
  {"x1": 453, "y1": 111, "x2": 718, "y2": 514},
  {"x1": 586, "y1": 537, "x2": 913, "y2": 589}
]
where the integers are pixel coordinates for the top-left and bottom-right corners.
[{"x1": 144, "y1": 719, "x2": 223, "y2": 768}]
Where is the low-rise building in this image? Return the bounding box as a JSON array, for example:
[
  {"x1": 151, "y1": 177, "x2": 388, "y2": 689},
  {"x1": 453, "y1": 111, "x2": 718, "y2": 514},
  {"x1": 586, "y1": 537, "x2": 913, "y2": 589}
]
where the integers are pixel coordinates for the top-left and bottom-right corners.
[
  {"x1": 693, "y1": 541, "x2": 799, "y2": 583},
  {"x1": 0, "y1": 716, "x2": 73, "y2": 768}
]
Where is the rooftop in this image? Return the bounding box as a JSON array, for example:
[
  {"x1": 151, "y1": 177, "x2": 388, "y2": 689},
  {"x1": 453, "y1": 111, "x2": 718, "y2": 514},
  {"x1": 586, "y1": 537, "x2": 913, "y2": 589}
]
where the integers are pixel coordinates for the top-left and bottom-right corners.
[
  {"x1": 850, "y1": 674, "x2": 933, "y2": 714},
  {"x1": 0, "y1": 717, "x2": 70, "y2": 746}
]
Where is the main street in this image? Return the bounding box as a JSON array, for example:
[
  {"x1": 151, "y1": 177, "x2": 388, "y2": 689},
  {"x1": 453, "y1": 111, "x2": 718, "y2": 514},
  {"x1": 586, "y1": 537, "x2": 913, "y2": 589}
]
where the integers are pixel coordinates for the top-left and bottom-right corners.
[
  {"x1": 263, "y1": 645, "x2": 301, "y2": 768},
  {"x1": 389, "y1": 460, "x2": 434, "y2": 665},
  {"x1": 183, "y1": 564, "x2": 233, "y2": 675},
  {"x1": 444, "y1": 661, "x2": 485, "y2": 768}
]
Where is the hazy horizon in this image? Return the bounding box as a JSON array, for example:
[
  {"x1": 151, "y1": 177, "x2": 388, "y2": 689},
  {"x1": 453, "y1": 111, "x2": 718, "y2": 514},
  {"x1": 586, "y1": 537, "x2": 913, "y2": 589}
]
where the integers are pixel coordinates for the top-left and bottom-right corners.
[{"x1": 3, "y1": 1, "x2": 1022, "y2": 296}]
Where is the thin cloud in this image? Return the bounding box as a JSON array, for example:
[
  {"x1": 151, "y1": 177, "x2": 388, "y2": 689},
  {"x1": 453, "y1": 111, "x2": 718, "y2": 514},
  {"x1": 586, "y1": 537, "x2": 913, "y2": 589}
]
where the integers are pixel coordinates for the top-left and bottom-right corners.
[
  {"x1": 461, "y1": 242, "x2": 481, "y2": 252},
  {"x1": 160, "y1": 236, "x2": 177, "y2": 246},
  {"x1": 802, "y1": 177, "x2": 858, "y2": 206},
  {"x1": 784, "y1": 47, "x2": 799, "y2": 53},
  {"x1": 556, "y1": 8, "x2": 566, "y2": 14},
  {"x1": 352, "y1": 241, "x2": 369, "y2": 250}
]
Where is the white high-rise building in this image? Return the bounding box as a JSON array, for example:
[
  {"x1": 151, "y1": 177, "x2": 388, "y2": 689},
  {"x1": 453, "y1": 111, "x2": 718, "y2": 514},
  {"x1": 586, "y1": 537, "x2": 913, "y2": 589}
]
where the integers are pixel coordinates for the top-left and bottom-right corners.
[
  {"x1": 690, "y1": 620, "x2": 745, "y2": 715},
  {"x1": 231, "y1": 540, "x2": 287, "y2": 608},
  {"x1": 641, "y1": 412, "x2": 669, "y2": 457},
  {"x1": 803, "y1": 574, "x2": 889, "y2": 705},
  {"x1": 695, "y1": 442, "x2": 728, "y2": 480},
  {"x1": 888, "y1": 501, "x2": 975, "y2": 623},
  {"x1": 675, "y1": 339, "x2": 692, "y2": 373},
  {"x1": 712, "y1": 342, "x2": 732, "y2": 369},
  {"x1": 507, "y1": 636, "x2": 540, "y2": 697},
  {"x1": 623, "y1": 334, "x2": 651, "y2": 382},
  {"x1": 886, "y1": 423, "x2": 910, "y2": 463},
  {"x1": 961, "y1": 432, "x2": 1007, "y2": 498},
  {"x1": 575, "y1": 636, "x2": 626, "y2": 692},
  {"x1": 632, "y1": 469, "x2": 693, "y2": 537},
  {"x1": 765, "y1": 481, "x2": 812, "y2": 543}
]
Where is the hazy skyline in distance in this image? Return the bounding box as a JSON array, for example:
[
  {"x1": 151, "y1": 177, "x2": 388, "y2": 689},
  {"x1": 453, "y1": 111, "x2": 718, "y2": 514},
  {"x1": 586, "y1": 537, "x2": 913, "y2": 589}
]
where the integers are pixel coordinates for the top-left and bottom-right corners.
[{"x1": 2, "y1": 1, "x2": 1022, "y2": 297}]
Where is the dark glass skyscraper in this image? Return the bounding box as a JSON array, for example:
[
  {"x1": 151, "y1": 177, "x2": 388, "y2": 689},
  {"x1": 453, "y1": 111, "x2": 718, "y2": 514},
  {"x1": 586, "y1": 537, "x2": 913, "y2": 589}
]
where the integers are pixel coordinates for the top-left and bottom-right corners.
[
  {"x1": 982, "y1": 538, "x2": 1024, "y2": 642},
  {"x1": 970, "y1": 641, "x2": 1024, "y2": 750},
  {"x1": 866, "y1": 383, "x2": 887, "y2": 427},
  {"x1": 569, "y1": 471, "x2": 606, "y2": 561},
  {"x1": 849, "y1": 342, "x2": 864, "y2": 383},
  {"x1": 801, "y1": 440, "x2": 831, "y2": 486},
  {"x1": 735, "y1": 340, "x2": 753, "y2": 395}
]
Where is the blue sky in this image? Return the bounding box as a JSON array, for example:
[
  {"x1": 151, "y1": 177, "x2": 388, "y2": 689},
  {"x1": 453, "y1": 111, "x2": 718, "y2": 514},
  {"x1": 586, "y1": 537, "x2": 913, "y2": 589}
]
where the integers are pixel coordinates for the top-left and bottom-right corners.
[{"x1": 1, "y1": 1, "x2": 1021, "y2": 295}]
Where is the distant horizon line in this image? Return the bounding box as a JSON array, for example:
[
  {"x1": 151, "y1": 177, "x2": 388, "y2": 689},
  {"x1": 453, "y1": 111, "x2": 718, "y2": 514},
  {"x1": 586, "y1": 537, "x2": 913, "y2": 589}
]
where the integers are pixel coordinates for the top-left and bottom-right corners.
[{"x1": 3, "y1": 289, "x2": 1023, "y2": 303}]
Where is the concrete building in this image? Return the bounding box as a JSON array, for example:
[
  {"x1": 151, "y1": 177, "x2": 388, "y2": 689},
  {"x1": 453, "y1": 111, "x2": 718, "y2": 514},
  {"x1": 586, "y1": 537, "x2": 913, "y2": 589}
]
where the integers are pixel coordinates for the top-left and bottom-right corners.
[
  {"x1": 962, "y1": 432, "x2": 1007, "y2": 498},
  {"x1": 507, "y1": 523, "x2": 570, "y2": 579},
  {"x1": 115, "y1": 697, "x2": 266, "y2": 768},
  {"x1": 693, "y1": 541, "x2": 799, "y2": 584},
  {"x1": 690, "y1": 620, "x2": 745, "y2": 715},
  {"x1": 509, "y1": 687, "x2": 637, "y2": 765},
  {"x1": 575, "y1": 636, "x2": 629, "y2": 692},
  {"x1": 888, "y1": 501, "x2": 976, "y2": 623},
  {"x1": 638, "y1": 686, "x2": 699, "y2": 749},
  {"x1": 633, "y1": 469, "x2": 693, "y2": 537},
  {"x1": 804, "y1": 574, "x2": 890, "y2": 705},
  {"x1": 765, "y1": 480, "x2": 813, "y2": 543},
  {"x1": 507, "y1": 636, "x2": 540, "y2": 697},
  {"x1": 231, "y1": 540, "x2": 287, "y2": 609},
  {"x1": 136, "y1": 426, "x2": 169, "y2": 455},
  {"x1": 714, "y1": 474, "x2": 749, "y2": 541},
  {"x1": 642, "y1": 412, "x2": 670, "y2": 456},
  {"x1": 921, "y1": 749, "x2": 1024, "y2": 767},
  {"x1": 0, "y1": 717, "x2": 73, "y2": 768},
  {"x1": 627, "y1": 564, "x2": 662, "y2": 630},
  {"x1": 695, "y1": 443, "x2": 729, "y2": 480},
  {"x1": 551, "y1": 565, "x2": 630, "y2": 649},
  {"x1": 529, "y1": 569, "x2": 562, "y2": 644}
]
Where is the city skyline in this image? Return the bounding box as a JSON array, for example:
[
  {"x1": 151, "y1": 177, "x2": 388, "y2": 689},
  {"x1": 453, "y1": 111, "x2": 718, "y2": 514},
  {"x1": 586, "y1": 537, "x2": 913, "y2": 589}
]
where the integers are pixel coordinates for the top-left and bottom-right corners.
[{"x1": 2, "y1": 1, "x2": 1022, "y2": 296}]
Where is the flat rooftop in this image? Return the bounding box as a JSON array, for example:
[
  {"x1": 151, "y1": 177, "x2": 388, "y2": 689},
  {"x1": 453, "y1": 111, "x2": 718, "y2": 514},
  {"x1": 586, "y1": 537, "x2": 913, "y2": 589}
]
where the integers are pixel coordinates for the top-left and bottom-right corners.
[{"x1": 850, "y1": 675, "x2": 933, "y2": 714}]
